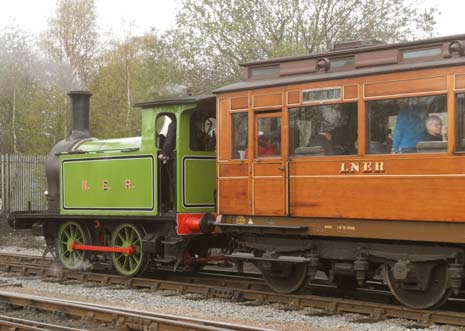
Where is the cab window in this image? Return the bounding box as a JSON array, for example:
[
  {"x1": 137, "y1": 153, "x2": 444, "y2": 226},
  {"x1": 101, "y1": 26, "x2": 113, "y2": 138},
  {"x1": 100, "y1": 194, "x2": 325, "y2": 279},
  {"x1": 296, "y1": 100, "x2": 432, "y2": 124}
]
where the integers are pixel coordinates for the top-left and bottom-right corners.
[
  {"x1": 367, "y1": 95, "x2": 447, "y2": 154},
  {"x1": 190, "y1": 108, "x2": 216, "y2": 151},
  {"x1": 289, "y1": 103, "x2": 358, "y2": 156},
  {"x1": 156, "y1": 115, "x2": 173, "y2": 149}
]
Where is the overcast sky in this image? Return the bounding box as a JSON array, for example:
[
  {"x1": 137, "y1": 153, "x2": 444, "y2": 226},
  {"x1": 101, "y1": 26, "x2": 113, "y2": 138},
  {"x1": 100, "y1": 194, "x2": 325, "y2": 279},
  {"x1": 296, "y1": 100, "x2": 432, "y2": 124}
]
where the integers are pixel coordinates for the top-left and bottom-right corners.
[{"x1": 0, "y1": 0, "x2": 463, "y2": 38}]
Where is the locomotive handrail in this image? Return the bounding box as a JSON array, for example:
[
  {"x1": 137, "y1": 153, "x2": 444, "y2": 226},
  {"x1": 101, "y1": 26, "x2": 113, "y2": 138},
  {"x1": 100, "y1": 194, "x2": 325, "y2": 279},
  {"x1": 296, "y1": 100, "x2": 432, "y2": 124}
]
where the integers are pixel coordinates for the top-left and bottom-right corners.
[{"x1": 55, "y1": 150, "x2": 87, "y2": 156}]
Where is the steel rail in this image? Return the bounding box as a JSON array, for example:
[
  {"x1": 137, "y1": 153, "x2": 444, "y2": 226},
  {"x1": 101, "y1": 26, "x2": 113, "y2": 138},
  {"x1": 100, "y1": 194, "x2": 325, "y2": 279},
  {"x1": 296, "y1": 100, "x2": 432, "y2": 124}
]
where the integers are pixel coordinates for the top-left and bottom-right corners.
[
  {"x1": 0, "y1": 253, "x2": 465, "y2": 327},
  {"x1": 0, "y1": 291, "x2": 271, "y2": 331},
  {"x1": 0, "y1": 313, "x2": 89, "y2": 331}
]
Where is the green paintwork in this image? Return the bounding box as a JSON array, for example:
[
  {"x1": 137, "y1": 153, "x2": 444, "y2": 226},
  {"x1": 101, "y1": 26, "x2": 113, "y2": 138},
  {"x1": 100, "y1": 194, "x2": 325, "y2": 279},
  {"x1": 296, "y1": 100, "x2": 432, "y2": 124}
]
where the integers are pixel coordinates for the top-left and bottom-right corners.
[
  {"x1": 61, "y1": 155, "x2": 155, "y2": 214},
  {"x1": 182, "y1": 157, "x2": 216, "y2": 208},
  {"x1": 59, "y1": 97, "x2": 216, "y2": 216},
  {"x1": 77, "y1": 137, "x2": 141, "y2": 152}
]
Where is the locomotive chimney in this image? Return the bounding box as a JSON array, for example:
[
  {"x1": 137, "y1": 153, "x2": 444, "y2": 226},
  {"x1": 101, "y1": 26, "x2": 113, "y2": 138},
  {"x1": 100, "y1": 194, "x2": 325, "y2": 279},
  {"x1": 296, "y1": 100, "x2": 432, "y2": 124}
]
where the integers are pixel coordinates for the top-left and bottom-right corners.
[{"x1": 69, "y1": 90, "x2": 92, "y2": 140}]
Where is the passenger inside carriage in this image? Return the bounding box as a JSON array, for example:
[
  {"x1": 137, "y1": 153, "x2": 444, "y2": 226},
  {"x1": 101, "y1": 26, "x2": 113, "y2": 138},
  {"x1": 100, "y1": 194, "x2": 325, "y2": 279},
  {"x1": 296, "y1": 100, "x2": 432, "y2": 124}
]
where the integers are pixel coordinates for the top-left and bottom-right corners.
[
  {"x1": 392, "y1": 106, "x2": 427, "y2": 153},
  {"x1": 289, "y1": 103, "x2": 358, "y2": 156},
  {"x1": 424, "y1": 115, "x2": 445, "y2": 141},
  {"x1": 367, "y1": 95, "x2": 448, "y2": 154}
]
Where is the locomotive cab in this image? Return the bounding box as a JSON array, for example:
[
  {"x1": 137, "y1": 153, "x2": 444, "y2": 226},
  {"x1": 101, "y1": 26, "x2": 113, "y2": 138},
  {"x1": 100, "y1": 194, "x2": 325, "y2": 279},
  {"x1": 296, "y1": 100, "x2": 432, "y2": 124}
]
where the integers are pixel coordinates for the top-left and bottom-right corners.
[{"x1": 135, "y1": 95, "x2": 217, "y2": 217}]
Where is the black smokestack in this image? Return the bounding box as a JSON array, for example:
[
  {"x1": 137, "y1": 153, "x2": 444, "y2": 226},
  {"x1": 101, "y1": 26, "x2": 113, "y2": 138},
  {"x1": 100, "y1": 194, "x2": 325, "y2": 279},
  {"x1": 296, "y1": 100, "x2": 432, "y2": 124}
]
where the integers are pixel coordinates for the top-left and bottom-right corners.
[{"x1": 69, "y1": 90, "x2": 92, "y2": 140}]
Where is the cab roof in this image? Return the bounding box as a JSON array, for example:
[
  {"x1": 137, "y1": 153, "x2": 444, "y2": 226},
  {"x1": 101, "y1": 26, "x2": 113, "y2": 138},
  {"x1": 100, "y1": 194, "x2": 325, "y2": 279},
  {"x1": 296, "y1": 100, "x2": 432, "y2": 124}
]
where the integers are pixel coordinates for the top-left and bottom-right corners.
[{"x1": 134, "y1": 95, "x2": 215, "y2": 109}]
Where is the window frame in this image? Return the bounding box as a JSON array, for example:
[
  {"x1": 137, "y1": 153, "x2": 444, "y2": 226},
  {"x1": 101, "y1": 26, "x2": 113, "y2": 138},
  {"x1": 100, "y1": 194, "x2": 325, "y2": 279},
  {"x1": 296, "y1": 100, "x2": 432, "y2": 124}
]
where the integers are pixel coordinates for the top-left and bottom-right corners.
[
  {"x1": 365, "y1": 94, "x2": 449, "y2": 155},
  {"x1": 255, "y1": 111, "x2": 282, "y2": 159},
  {"x1": 288, "y1": 101, "x2": 359, "y2": 158},
  {"x1": 230, "y1": 111, "x2": 249, "y2": 160}
]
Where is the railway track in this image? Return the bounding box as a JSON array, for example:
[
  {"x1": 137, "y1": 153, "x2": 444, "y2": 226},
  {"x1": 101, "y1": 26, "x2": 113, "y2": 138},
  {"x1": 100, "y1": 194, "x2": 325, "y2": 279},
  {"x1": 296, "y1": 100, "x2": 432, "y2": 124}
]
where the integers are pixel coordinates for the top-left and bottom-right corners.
[
  {"x1": 0, "y1": 253, "x2": 464, "y2": 327},
  {"x1": 0, "y1": 290, "x2": 270, "y2": 331},
  {"x1": 0, "y1": 314, "x2": 88, "y2": 331}
]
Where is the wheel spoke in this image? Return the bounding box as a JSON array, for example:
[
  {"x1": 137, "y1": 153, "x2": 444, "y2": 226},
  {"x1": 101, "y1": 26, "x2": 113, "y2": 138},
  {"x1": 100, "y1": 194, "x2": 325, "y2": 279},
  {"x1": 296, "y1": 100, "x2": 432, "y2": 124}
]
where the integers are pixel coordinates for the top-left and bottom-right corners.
[
  {"x1": 129, "y1": 257, "x2": 134, "y2": 271},
  {"x1": 133, "y1": 254, "x2": 141, "y2": 264},
  {"x1": 117, "y1": 233, "x2": 125, "y2": 243},
  {"x1": 70, "y1": 225, "x2": 76, "y2": 238},
  {"x1": 124, "y1": 227, "x2": 129, "y2": 241},
  {"x1": 124, "y1": 256, "x2": 129, "y2": 269},
  {"x1": 129, "y1": 230, "x2": 136, "y2": 242}
]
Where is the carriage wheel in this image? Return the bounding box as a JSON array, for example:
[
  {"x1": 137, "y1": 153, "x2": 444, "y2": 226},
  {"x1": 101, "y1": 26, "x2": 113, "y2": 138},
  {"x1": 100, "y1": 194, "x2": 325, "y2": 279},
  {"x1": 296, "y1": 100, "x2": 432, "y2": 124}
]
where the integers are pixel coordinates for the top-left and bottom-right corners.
[
  {"x1": 385, "y1": 262, "x2": 451, "y2": 309},
  {"x1": 56, "y1": 221, "x2": 91, "y2": 270},
  {"x1": 111, "y1": 223, "x2": 149, "y2": 277},
  {"x1": 260, "y1": 261, "x2": 309, "y2": 294}
]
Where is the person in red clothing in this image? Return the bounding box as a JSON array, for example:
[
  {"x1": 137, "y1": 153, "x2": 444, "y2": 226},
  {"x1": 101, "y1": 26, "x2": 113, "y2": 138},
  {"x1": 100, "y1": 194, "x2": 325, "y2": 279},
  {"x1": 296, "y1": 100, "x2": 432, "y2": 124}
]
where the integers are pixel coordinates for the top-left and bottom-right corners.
[{"x1": 245, "y1": 133, "x2": 279, "y2": 158}]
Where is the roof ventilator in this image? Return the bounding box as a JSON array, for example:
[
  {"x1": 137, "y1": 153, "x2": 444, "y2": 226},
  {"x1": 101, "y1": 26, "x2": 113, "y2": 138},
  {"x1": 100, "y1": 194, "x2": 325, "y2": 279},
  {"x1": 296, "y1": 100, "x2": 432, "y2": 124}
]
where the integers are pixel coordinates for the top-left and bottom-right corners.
[
  {"x1": 317, "y1": 58, "x2": 331, "y2": 72},
  {"x1": 448, "y1": 40, "x2": 465, "y2": 57}
]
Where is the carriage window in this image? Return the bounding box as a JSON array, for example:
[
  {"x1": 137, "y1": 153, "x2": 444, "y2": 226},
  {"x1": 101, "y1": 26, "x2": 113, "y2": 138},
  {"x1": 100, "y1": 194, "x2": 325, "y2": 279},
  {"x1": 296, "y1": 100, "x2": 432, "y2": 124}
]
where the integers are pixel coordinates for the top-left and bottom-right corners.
[
  {"x1": 289, "y1": 103, "x2": 358, "y2": 156},
  {"x1": 456, "y1": 93, "x2": 465, "y2": 151},
  {"x1": 190, "y1": 109, "x2": 216, "y2": 151},
  {"x1": 367, "y1": 95, "x2": 447, "y2": 154},
  {"x1": 402, "y1": 48, "x2": 441, "y2": 60},
  {"x1": 256, "y1": 115, "x2": 281, "y2": 157},
  {"x1": 232, "y1": 112, "x2": 248, "y2": 159},
  {"x1": 303, "y1": 87, "x2": 341, "y2": 103}
]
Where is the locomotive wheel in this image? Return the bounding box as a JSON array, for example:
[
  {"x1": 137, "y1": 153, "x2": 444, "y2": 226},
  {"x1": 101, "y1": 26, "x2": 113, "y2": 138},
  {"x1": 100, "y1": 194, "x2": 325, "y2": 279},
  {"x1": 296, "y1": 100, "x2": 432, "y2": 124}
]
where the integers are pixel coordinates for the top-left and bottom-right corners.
[
  {"x1": 385, "y1": 262, "x2": 451, "y2": 310},
  {"x1": 111, "y1": 223, "x2": 149, "y2": 277},
  {"x1": 260, "y1": 262, "x2": 309, "y2": 294},
  {"x1": 56, "y1": 221, "x2": 92, "y2": 270}
]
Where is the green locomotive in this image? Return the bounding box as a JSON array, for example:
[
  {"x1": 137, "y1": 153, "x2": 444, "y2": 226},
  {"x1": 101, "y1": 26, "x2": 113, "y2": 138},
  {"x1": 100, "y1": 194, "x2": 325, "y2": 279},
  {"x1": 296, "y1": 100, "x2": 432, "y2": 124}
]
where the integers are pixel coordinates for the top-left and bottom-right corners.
[{"x1": 11, "y1": 91, "x2": 225, "y2": 276}]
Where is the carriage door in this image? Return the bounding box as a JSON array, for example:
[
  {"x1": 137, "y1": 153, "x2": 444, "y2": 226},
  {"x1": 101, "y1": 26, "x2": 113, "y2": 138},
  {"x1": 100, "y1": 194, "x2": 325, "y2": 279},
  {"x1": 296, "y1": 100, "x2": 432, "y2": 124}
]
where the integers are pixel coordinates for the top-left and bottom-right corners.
[{"x1": 252, "y1": 112, "x2": 286, "y2": 216}]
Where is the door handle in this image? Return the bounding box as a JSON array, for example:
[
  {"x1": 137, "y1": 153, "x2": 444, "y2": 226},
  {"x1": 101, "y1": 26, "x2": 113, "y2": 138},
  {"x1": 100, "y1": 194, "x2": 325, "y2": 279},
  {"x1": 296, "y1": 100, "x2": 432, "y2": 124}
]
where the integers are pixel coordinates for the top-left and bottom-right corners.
[{"x1": 278, "y1": 166, "x2": 285, "y2": 171}]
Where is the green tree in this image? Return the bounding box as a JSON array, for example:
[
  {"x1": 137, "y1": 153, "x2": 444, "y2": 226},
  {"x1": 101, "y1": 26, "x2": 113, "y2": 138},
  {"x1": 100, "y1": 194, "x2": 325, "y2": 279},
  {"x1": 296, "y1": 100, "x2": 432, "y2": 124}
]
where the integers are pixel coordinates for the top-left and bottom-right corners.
[
  {"x1": 171, "y1": 0, "x2": 437, "y2": 93},
  {"x1": 89, "y1": 32, "x2": 183, "y2": 138},
  {"x1": 41, "y1": 0, "x2": 100, "y2": 87},
  {"x1": 0, "y1": 25, "x2": 35, "y2": 154}
]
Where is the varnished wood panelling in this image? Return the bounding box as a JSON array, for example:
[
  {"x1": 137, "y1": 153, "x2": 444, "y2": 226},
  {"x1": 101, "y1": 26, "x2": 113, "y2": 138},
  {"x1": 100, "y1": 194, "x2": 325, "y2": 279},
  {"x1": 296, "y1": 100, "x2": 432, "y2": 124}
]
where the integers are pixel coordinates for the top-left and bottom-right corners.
[
  {"x1": 280, "y1": 59, "x2": 317, "y2": 76},
  {"x1": 355, "y1": 49, "x2": 399, "y2": 68},
  {"x1": 253, "y1": 93, "x2": 282, "y2": 108},
  {"x1": 254, "y1": 178, "x2": 285, "y2": 216},
  {"x1": 219, "y1": 163, "x2": 248, "y2": 177},
  {"x1": 287, "y1": 91, "x2": 300, "y2": 105},
  {"x1": 364, "y1": 76, "x2": 447, "y2": 98},
  {"x1": 343, "y1": 85, "x2": 358, "y2": 100},
  {"x1": 289, "y1": 157, "x2": 465, "y2": 176},
  {"x1": 219, "y1": 179, "x2": 249, "y2": 214},
  {"x1": 231, "y1": 97, "x2": 249, "y2": 110},
  {"x1": 254, "y1": 162, "x2": 284, "y2": 177},
  {"x1": 290, "y1": 176, "x2": 465, "y2": 221},
  {"x1": 218, "y1": 98, "x2": 231, "y2": 161},
  {"x1": 456, "y1": 74, "x2": 465, "y2": 90}
]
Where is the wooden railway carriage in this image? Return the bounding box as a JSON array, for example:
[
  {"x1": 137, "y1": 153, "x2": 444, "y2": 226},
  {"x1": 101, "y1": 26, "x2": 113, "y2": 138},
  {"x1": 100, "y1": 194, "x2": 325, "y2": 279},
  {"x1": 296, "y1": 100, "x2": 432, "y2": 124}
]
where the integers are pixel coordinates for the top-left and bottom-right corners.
[{"x1": 214, "y1": 34, "x2": 465, "y2": 309}]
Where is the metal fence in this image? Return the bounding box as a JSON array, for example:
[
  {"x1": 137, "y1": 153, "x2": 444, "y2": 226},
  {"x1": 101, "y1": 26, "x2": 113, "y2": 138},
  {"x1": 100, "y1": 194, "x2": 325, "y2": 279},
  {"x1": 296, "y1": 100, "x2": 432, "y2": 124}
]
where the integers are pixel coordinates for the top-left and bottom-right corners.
[{"x1": 0, "y1": 154, "x2": 47, "y2": 216}]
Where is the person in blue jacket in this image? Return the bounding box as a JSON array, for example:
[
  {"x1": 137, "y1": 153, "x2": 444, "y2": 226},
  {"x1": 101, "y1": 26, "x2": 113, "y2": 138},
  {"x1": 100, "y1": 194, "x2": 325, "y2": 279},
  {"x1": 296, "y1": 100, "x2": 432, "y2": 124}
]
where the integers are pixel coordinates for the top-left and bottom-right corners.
[{"x1": 393, "y1": 106, "x2": 427, "y2": 153}]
